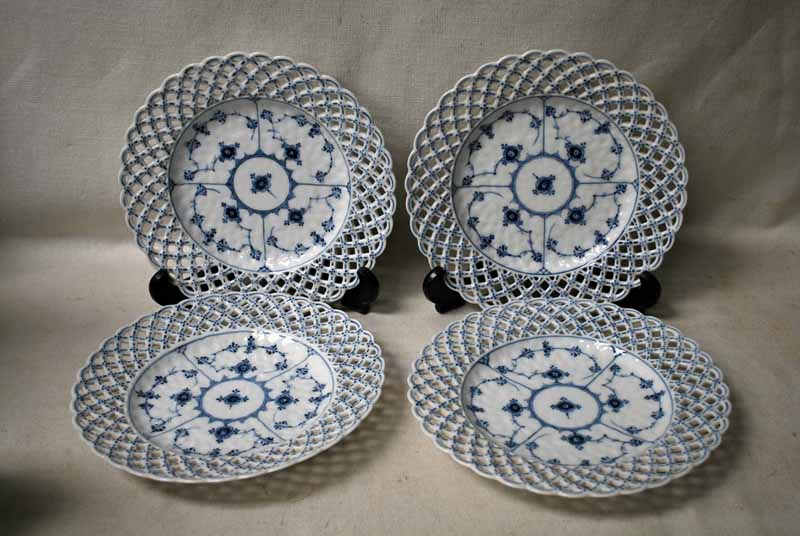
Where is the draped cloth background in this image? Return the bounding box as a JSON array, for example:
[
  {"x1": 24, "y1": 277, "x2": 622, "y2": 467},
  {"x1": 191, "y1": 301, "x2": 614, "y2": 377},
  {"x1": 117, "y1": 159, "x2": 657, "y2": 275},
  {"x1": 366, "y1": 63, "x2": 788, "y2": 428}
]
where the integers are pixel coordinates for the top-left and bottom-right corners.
[{"x1": 1, "y1": 1, "x2": 798, "y2": 534}]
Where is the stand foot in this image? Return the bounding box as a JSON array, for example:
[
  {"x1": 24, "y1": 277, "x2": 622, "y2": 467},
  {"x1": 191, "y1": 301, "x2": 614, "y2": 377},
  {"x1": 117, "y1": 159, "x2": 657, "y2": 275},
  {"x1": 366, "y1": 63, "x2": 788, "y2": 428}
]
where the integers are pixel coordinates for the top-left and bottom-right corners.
[
  {"x1": 149, "y1": 269, "x2": 187, "y2": 306},
  {"x1": 423, "y1": 267, "x2": 465, "y2": 314},
  {"x1": 614, "y1": 271, "x2": 661, "y2": 313},
  {"x1": 340, "y1": 267, "x2": 380, "y2": 314}
]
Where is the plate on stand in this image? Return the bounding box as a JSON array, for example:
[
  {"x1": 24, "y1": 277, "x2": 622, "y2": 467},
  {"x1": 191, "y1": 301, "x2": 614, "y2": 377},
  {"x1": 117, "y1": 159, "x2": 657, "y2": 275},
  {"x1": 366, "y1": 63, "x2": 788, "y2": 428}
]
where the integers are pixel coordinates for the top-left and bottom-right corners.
[
  {"x1": 406, "y1": 50, "x2": 687, "y2": 307},
  {"x1": 408, "y1": 299, "x2": 730, "y2": 497},
  {"x1": 120, "y1": 53, "x2": 395, "y2": 302},
  {"x1": 73, "y1": 293, "x2": 383, "y2": 482}
]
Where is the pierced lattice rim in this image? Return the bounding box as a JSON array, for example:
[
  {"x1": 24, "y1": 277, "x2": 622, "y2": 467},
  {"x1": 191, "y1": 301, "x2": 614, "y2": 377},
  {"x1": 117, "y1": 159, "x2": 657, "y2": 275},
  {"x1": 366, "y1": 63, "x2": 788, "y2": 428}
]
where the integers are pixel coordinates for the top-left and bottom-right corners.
[
  {"x1": 407, "y1": 299, "x2": 731, "y2": 498},
  {"x1": 72, "y1": 292, "x2": 384, "y2": 483},
  {"x1": 405, "y1": 49, "x2": 688, "y2": 308},
  {"x1": 119, "y1": 52, "x2": 396, "y2": 302}
]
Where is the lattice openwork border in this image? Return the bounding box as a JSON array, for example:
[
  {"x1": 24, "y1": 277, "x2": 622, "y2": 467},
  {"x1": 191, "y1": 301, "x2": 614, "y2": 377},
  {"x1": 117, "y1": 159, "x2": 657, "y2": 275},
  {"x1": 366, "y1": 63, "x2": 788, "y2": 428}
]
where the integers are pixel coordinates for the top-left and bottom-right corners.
[
  {"x1": 407, "y1": 299, "x2": 730, "y2": 497},
  {"x1": 405, "y1": 50, "x2": 687, "y2": 307},
  {"x1": 73, "y1": 293, "x2": 384, "y2": 482},
  {"x1": 120, "y1": 53, "x2": 395, "y2": 301}
]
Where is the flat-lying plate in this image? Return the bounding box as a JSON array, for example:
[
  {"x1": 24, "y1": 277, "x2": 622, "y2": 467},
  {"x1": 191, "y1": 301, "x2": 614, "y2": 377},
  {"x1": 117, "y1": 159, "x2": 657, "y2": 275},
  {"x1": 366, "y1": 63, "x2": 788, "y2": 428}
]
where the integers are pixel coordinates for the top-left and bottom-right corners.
[
  {"x1": 406, "y1": 50, "x2": 687, "y2": 308},
  {"x1": 120, "y1": 53, "x2": 395, "y2": 301},
  {"x1": 408, "y1": 299, "x2": 730, "y2": 497},
  {"x1": 73, "y1": 293, "x2": 383, "y2": 482}
]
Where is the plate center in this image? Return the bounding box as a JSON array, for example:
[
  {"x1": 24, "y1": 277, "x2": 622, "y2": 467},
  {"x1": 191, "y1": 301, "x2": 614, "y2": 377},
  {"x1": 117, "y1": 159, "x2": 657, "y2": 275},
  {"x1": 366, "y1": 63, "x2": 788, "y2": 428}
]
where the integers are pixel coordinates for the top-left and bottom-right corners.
[
  {"x1": 512, "y1": 155, "x2": 576, "y2": 214},
  {"x1": 451, "y1": 95, "x2": 640, "y2": 275},
  {"x1": 529, "y1": 384, "x2": 600, "y2": 430},
  {"x1": 168, "y1": 98, "x2": 352, "y2": 273},
  {"x1": 200, "y1": 378, "x2": 266, "y2": 421},
  {"x1": 461, "y1": 334, "x2": 672, "y2": 466},
  {"x1": 128, "y1": 329, "x2": 335, "y2": 457},
  {"x1": 231, "y1": 157, "x2": 291, "y2": 212}
]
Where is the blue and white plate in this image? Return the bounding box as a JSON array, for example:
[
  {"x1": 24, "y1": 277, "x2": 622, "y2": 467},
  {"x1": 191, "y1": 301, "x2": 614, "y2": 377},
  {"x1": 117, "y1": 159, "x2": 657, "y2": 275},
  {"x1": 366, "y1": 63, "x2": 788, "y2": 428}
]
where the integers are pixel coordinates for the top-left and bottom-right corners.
[
  {"x1": 73, "y1": 293, "x2": 384, "y2": 482},
  {"x1": 406, "y1": 50, "x2": 687, "y2": 307},
  {"x1": 408, "y1": 299, "x2": 731, "y2": 497},
  {"x1": 120, "y1": 53, "x2": 395, "y2": 301}
]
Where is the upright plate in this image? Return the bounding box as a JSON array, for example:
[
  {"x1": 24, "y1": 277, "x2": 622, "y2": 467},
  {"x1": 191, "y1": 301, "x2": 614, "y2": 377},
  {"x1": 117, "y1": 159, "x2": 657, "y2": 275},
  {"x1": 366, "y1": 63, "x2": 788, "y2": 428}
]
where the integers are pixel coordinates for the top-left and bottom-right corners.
[
  {"x1": 73, "y1": 293, "x2": 383, "y2": 482},
  {"x1": 406, "y1": 50, "x2": 687, "y2": 307},
  {"x1": 408, "y1": 299, "x2": 730, "y2": 497},
  {"x1": 120, "y1": 53, "x2": 395, "y2": 301}
]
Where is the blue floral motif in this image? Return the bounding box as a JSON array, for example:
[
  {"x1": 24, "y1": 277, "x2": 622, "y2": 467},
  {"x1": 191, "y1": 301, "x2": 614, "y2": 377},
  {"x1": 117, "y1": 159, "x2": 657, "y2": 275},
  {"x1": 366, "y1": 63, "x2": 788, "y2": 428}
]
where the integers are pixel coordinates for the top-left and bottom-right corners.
[
  {"x1": 565, "y1": 206, "x2": 587, "y2": 225},
  {"x1": 533, "y1": 174, "x2": 556, "y2": 196},
  {"x1": 275, "y1": 390, "x2": 298, "y2": 410},
  {"x1": 502, "y1": 399, "x2": 524, "y2": 416},
  {"x1": 500, "y1": 143, "x2": 522, "y2": 165},
  {"x1": 543, "y1": 365, "x2": 568, "y2": 381},
  {"x1": 502, "y1": 206, "x2": 521, "y2": 226},
  {"x1": 231, "y1": 358, "x2": 256, "y2": 375},
  {"x1": 210, "y1": 425, "x2": 239, "y2": 443},
  {"x1": 286, "y1": 208, "x2": 305, "y2": 226},
  {"x1": 606, "y1": 395, "x2": 628, "y2": 412},
  {"x1": 565, "y1": 141, "x2": 586, "y2": 163},
  {"x1": 171, "y1": 388, "x2": 193, "y2": 407},
  {"x1": 216, "y1": 388, "x2": 249, "y2": 408},
  {"x1": 221, "y1": 203, "x2": 241, "y2": 223},
  {"x1": 250, "y1": 173, "x2": 274, "y2": 195},
  {"x1": 283, "y1": 142, "x2": 302, "y2": 164},
  {"x1": 563, "y1": 432, "x2": 589, "y2": 449},
  {"x1": 550, "y1": 396, "x2": 581, "y2": 417},
  {"x1": 219, "y1": 142, "x2": 239, "y2": 161},
  {"x1": 213, "y1": 110, "x2": 227, "y2": 123}
]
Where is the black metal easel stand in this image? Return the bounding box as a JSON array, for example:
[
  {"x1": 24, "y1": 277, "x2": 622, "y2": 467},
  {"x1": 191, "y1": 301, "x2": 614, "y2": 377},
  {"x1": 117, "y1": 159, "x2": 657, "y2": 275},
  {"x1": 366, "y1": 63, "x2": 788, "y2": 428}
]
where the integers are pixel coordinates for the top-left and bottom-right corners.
[
  {"x1": 611, "y1": 271, "x2": 661, "y2": 313},
  {"x1": 422, "y1": 267, "x2": 466, "y2": 313},
  {"x1": 149, "y1": 269, "x2": 187, "y2": 306},
  {"x1": 148, "y1": 266, "x2": 381, "y2": 314},
  {"x1": 340, "y1": 267, "x2": 380, "y2": 314},
  {"x1": 421, "y1": 267, "x2": 661, "y2": 314}
]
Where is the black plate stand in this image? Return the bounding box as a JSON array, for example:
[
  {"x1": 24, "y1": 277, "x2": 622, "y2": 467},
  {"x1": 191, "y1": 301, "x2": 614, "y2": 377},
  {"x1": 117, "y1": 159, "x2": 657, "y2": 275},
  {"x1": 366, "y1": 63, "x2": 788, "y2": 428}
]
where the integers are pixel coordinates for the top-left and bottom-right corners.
[
  {"x1": 339, "y1": 267, "x2": 380, "y2": 314},
  {"x1": 421, "y1": 267, "x2": 661, "y2": 314},
  {"x1": 149, "y1": 269, "x2": 187, "y2": 306},
  {"x1": 611, "y1": 271, "x2": 662, "y2": 313},
  {"x1": 422, "y1": 267, "x2": 466, "y2": 314}
]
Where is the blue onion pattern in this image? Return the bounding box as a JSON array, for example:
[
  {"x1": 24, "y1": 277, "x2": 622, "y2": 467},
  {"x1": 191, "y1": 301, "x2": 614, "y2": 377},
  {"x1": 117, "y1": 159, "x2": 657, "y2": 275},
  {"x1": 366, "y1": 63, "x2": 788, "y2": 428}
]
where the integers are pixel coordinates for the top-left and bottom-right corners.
[
  {"x1": 452, "y1": 95, "x2": 639, "y2": 275},
  {"x1": 129, "y1": 329, "x2": 335, "y2": 457},
  {"x1": 169, "y1": 98, "x2": 351, "y2": 273},
  {"x1": 73, "y1": 293, "x2": 385, "y2": 483},
  {"x1": 461, "y1": 335, "x2": 672, "y2": 466}
]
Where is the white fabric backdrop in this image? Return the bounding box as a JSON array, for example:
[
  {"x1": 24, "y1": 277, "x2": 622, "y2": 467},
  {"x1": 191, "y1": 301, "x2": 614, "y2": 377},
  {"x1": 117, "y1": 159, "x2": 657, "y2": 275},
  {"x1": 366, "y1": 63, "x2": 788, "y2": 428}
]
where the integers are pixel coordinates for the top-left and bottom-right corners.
[{"x1": 1, "y1": 0, "x2": 799, "y2": 534}]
